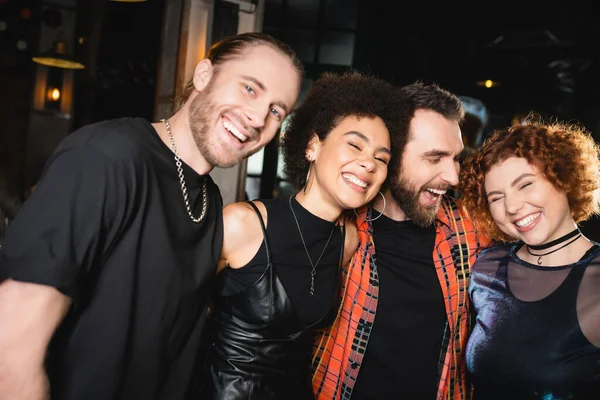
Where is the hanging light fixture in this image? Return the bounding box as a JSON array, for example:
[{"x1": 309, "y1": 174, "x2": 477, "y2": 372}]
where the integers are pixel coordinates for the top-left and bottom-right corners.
[{"x1": 32, "y1": 39, "x2": 85, "y2": 70}]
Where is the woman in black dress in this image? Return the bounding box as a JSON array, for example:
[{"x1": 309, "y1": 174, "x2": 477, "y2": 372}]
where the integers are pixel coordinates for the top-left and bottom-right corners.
[{"x1": 202, "y1": 71, "x2": 407, "y2": 399}]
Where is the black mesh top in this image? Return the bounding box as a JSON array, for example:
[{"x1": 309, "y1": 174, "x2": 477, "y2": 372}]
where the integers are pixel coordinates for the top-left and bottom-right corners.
[{"x1": 466, "y1": 242, "x2": 600, "y2": 399}]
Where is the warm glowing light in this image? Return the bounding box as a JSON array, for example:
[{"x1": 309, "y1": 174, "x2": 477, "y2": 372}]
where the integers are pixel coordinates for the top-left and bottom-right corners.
[
  {"x1": 32, "y1": 40, "x2": 86, "y2": 70},
  {"x1": 476, "y1": 79, "x2": 500, "y2": 89},
  {"x1": 33, "y1": 56, "x2": 85, "y2": 69},
  {"x1": 47, "y1": 87, "x2": 61, "y2": 102}
]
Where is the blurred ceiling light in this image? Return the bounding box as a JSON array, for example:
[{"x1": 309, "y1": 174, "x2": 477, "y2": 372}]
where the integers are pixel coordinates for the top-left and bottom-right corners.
[
  {"x1": 47, "y1": 87, "x2": 61, "y2": 102},
  {"x1": 16, "y1": 39, "x2": 28, "y2": 51},
  {"x1": 32, "y1": 40, "x2": 85, "y2": 70},
  {"x1": 476, "y1": 79, "x2": 501, "y2": 89}
]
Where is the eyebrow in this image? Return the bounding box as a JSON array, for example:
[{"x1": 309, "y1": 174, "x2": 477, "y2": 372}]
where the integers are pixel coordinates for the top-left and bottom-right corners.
[
  {"x1": 242, "y1": 75, "x2": 290, "y2": 115},
  {"x1": 486, "y1": 173, "x2": 536, "y2": 198},
  {"x1": 344, "y1": 131, "x2": 392, "y2": 156},
  {"x1": 242, "y1": 76, "x2": 265, "y2": 91},
  {"x1": 423, "y1": 149, "x2": 453, "y2": 158}
]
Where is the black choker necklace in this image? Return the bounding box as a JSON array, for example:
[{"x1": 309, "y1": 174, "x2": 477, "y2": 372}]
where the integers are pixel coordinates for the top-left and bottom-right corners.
[
  {"x1": 528, "y1": 228, "x2": 580, "y2": 250},
  {"x1": 526, "y1": 228, "x2": 582, "y2": 265}
]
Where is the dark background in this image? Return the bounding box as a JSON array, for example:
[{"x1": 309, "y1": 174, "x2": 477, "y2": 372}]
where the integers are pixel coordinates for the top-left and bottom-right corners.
[{"x1": 1, "y1": 0, "x2": 599, "y2": 236}]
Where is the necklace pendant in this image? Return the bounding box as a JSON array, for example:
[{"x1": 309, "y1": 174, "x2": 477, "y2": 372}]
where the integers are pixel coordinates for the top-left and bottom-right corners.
[
  {"x1": 288, "y1": 194, "x2": 335, "y2": 299},
  {"x1": 537, "y1": 256, "x2": 543, "y2": 265}
]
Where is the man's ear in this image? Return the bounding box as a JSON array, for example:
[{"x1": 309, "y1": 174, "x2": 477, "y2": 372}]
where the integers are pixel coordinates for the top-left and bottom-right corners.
[
  {"x1": 193, "y1": 59, "x2": 214, "y2": 92},
  {"x1": 305, "y1": 133, "x2": 321, "y2": 162}
]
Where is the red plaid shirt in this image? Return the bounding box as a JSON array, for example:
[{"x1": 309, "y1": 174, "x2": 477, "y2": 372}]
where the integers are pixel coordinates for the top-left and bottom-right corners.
[{"x1": 312, "y1": 196, "x2": 490, "y2": 400}]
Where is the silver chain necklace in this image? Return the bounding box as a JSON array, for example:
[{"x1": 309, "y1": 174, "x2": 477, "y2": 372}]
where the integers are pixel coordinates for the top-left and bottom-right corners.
[
  {"x1": 288, "y1": 194, "x2": 335, "y2": 296},
  {"x1": 161, "y1": 118, "x2": 208, "y2": 223}
]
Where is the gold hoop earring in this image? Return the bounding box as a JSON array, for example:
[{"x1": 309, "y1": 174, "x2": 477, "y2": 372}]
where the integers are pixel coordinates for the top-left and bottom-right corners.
[{"x1": 354, "y1": 191, "x2": 386, "y2": 222}]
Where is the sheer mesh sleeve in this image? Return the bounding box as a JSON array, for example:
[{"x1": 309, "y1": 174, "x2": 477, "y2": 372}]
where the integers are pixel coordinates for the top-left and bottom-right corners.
[
  {"x1": 502, "y1": 245, "x2": 600, "y2": 346},
  {"x1": 577, "y1": 251, "x2": 600, "y2": 346}
]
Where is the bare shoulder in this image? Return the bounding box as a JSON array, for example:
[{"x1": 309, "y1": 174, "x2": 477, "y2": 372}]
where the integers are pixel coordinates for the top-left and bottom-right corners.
[
  {"x1": 223, "y1": 201, "x2": 267, "y2": 236},
  {"x1": 219, "y1": 201, "x2": 267, "y2": 271},
  {"x1": 342, "y1": 218, "x2": 359, "y2": 266}
]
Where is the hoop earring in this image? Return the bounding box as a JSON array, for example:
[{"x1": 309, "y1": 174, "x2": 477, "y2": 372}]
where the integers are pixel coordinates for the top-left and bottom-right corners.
[
  {"x1": 303, "y1": 161, "x2": 312, "y2": 194},
  {"x1": 354, "y1": 191, "x2": 386, "y2": 222}
]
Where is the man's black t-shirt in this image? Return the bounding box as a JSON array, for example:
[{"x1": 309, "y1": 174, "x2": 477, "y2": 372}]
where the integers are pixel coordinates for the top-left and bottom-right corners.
[
  {"x1": 352, "y1": 214, "x2": 446, "y2": 399},
  {"x1": 0, "y1": 118, "x2": 223, "y2": 400}
]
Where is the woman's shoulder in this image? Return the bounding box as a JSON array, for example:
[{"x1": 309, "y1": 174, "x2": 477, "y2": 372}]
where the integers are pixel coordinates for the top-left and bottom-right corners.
[
  {"x1": 472, "y1": 242, "x2": 514, "y2": 272},
  {"x1": 222, "y1": 201, "x2": 268, "y2": 241},
  {"x1": 219, "y1": 201, "x2": 268, "y2": 271},
  {"x1": 224, "y1": 200, "x2": 262, "y2": 220},
  {"x1": 477, "y1": 242, "x2": 513, "y2": 259}
]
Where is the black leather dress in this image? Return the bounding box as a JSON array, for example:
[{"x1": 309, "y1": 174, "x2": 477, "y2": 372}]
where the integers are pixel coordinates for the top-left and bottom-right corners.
[{"x1": 202, "y1": 199, "x2": 343, "y2": 399}]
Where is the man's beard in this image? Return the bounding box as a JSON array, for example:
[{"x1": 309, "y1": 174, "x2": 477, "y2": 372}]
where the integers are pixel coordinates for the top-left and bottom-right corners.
[
  {"x1": 388, "y1": 173, "x2": 440, "y2": 228},
  {"x1": 187, "y1": 84, "x2": 260, "y2": 169}
]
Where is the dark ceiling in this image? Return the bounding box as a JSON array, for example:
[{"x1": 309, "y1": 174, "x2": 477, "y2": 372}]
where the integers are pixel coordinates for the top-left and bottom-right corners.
[
  {"x1": 355, "y1": 0, "x2": 600, "y2": 131},
  {"x1": 2, "y1": 0, "x2": 599, "y2": 136}
]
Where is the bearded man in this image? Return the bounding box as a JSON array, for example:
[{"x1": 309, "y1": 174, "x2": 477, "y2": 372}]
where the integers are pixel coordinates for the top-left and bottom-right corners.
[
  {"x1": 0, "y1": 32, "x2": 302, "y2": 400},
  {"x1": 312, "y1": 82, "x2": 491, "y2": 400}
]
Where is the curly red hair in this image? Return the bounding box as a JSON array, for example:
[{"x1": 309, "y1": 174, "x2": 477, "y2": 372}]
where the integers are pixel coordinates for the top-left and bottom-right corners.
[{"x1": 459, "y1": 119, "x2": 600, "y2": 242}]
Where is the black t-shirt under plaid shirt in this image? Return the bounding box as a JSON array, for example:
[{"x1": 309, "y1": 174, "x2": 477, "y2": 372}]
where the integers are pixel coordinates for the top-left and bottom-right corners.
[{"x1": 352, "y1": 213, "x2": 446, "y2": 399}]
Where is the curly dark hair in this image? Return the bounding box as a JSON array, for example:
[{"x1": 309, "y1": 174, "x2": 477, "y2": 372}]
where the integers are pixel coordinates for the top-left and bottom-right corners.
[
  {"x1": 459, "y1": 119, "x2": 600, "y2": 242},
  {"x1": 281, "y1": 71, "x2": 408, "y2": 189},
  {"x1": 174, "y1": 32, "x2": 304, "y2": 112}
]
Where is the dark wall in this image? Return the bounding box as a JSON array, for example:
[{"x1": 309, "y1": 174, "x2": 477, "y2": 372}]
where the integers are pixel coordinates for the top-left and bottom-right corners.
[
  {"x1": 353, "y1": 0, "x2": 600, "y2": 139},
  {"x1": 0, "y1": 0, "x2": 39, "y2": 199},
  {"x1": 1, "y1": 0, "x2": 166, "y2": 202},
  {"x1": 74, "y1": 0, "x2": 165, "y2": 129}
]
